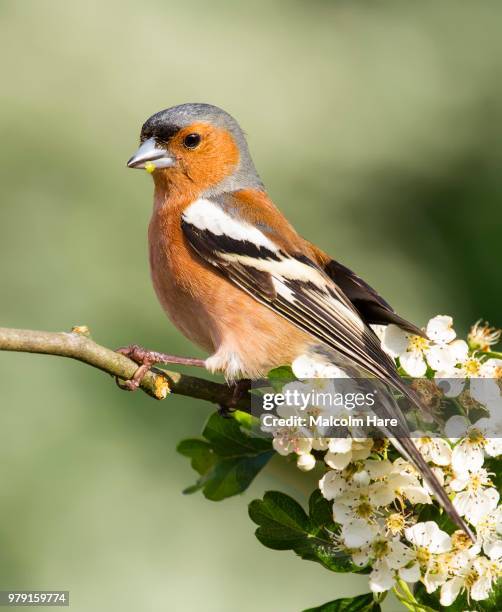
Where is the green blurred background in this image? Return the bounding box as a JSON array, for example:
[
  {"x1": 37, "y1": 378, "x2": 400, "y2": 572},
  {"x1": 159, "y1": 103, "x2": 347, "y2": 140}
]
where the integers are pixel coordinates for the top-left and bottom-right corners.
[{"x1": 0, "y1": 1, "x2": 501, "y2": 610}]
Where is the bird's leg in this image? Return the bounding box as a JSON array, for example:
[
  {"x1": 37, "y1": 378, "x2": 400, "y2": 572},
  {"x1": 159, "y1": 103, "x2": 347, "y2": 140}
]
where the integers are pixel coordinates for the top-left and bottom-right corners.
[
  {"x1": 116, "y1": 344, "x2": 206, "y2": 391},
  {"x1": 218, "y1": 379, "x2": 251, "y2": 417}
]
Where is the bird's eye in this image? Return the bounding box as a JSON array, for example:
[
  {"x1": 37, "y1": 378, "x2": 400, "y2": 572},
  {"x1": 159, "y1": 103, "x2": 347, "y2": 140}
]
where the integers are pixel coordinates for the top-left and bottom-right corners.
[{"x1": 183, "y1": 133, "x2": 201, "y2": 149}]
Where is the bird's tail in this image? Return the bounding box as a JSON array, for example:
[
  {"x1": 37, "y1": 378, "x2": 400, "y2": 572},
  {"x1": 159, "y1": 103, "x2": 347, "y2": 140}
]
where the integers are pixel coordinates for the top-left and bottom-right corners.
[{"x1": 375, "y1": 375, "x2": 475, "y2": 541}]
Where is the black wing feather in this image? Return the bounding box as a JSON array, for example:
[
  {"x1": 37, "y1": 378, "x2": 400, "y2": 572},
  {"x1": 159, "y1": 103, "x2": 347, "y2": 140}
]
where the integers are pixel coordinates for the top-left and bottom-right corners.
[
  {"x1": 324, "y1": 260, "x2": 426, "y2": 337},
  {"x1": 182, "y1": 218, "x2": 396, "y2": 381},
  {"x1": 181, "y1": 211, "x2": 473, "y2": 539}
]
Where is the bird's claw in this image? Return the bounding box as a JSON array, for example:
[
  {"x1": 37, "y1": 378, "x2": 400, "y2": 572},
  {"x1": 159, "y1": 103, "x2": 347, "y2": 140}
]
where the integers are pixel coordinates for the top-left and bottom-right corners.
[
  {"x1": 115, "y1": 377, "x2": 141, "y2": 392},
  {"x1": 218, "y1": 379, "x2": 251, "y2": 417},
  {"x1": 116, "y1": 344, "x2": 156, "y2": 366},
  {"x1": 115, "y1": 344, "x2": 157, "y2": 392},
  {"x1": 115, "y1": 344, "x2": 206, "y2": 392}
]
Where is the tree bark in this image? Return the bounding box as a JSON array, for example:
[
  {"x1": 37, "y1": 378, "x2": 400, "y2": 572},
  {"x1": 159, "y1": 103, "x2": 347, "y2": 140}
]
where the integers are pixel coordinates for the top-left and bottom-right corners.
[{"x1": 0, "y1": 326, "x2": 250, "y2": 410}]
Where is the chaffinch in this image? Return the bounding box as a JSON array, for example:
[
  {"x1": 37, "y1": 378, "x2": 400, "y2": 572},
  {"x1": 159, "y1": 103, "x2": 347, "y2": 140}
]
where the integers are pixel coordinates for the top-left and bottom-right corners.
[{"x1": 124, "y1": 103, "x2": 471, "y2": 537}]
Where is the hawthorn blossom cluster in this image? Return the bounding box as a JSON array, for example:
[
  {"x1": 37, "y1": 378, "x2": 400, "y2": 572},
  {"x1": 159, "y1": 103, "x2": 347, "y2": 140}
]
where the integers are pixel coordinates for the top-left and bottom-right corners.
[
  {"x1": 318, "y1": 442, "x2": 501, "y2": 604},
  {"x1": 269, "y1": 317, "x2": 502, "y2": 605}
]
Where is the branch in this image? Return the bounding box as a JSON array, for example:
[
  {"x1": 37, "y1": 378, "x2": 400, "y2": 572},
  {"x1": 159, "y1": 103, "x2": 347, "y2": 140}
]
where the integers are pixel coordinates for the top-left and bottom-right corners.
[{"x1": 0, "y1": 326, "x2": 250, "y2": 410}]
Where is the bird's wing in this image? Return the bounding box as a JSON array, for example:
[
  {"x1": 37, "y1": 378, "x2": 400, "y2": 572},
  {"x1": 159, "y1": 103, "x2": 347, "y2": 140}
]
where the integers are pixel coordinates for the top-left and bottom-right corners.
[
  {"x1": 181, "y1": 198, "x2": 398, "y2": 384},
  {"x1": 180, "y1": 196, "x2": 473, "y2": 538},
  {"x1": 307, "y1": 244, "x2": 425, "y2": 337}
]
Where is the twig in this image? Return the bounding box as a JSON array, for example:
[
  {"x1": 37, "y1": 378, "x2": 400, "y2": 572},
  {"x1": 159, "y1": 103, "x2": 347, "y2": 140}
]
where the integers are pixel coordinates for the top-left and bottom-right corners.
[{"x1": 0, "y1": 326, "x2": 250, "y2": 410}]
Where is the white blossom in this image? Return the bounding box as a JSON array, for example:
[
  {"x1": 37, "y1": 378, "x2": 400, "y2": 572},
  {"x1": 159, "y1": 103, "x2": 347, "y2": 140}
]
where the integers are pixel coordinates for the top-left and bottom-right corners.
[
  {"x1": 405, "y1": 521, "x2": 452, "y2": 554},
  {"x1": 274, "y1": 312, "x2": 502, "y2": 608},
  {"x1": 367, "y1": 459, "x2": 432, "y2": 506},
  {"x1": 272, "y1": 427, "x2": 312, "y2": 456},
  {"x1": 439, "y1": 562, "x2": 475, "y2": 606},
  {"x1": 296, "y1": 453, "x2": 316, "y2": 471},
  {"x1": 382, "y1": 315, "x2": 466, "y2": 377},
  {"x1": 341, "y1": 518, "x2": 380, "y2": 549},
  {"x1": 426, "y1": 316, "x2": 457, "y2": 344},
  {"x1": 364, "y1": 537, "x2": 420, "y2": 593},
  {"x1": 476, "y1": 506, "x2": 502, "y2": 560},
  {"x1": 327, "y1": 474, "x2": 382, "y2": 547},
  {"x1": 412, "y1": 433, "x2": 452, "y2": 466},
  {"x1": 292, "y1": 354, "x2": 349, "y2": 379},
  {"x1": 445, "y1": 415, "x2": 502, "y2": 472},
  {"x1": 440, "y1": 557, "x2": 501, "y2": 605},
  {"x1": 404, "y1": 522, "x2": 454, "y2": 594},
  {"x1": 324, "y1": 437, "x2": 373, "y2": 470},
  {"x1": 423, "y1": 546, "x2": 476, "y2": 595},
  {"x1": 332, "y1": 488, "x2": 377, "y2": 527},
  {"x1": 436, "y1": 356, "x2": 502, "y2": 403},
  {"x1": 450, "y1": 467, "x2": 499, "y2": 526},
  {"x1": 268, "y1": 379, "x2": 341, "y2": 458},
  {"x1": 319, "y1": 470, "x2": 349, "y2": 500},
  {"x1": 470, "y1": 557, "x2": 502, "y2": 601}
]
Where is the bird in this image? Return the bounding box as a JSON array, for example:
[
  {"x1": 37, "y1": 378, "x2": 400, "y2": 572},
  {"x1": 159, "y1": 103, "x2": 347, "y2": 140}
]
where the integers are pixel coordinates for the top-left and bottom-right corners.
[{"x1": 124, "y1": 102, "x2": 472, "y2": 538}]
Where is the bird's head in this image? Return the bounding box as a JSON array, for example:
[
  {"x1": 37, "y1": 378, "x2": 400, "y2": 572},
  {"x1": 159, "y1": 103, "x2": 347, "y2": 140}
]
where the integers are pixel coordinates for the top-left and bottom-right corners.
[{"x1": 127, "y1": 103, "x2": 263, "y2": 197}]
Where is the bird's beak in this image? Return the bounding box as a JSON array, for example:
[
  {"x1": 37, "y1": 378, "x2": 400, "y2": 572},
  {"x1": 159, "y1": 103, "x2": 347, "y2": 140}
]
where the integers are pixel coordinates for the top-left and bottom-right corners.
[{"x1": 127, "y1": 138, "x2": 175, "y2": 170}]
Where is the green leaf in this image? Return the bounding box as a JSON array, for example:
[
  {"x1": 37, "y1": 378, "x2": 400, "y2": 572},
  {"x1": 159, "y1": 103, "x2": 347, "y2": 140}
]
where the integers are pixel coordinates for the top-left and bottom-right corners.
[
  {"x1": 201, "y1": 452, "x2": 273, "y2": 501},
  {"x1": 302, "y1": 592, "x2": 381, "y2": 612},
  {"x1": 309, "y1": 489, "x2": 334, "y2": 528},
  {"x1": 177, "y1": 412, "x2": 273, "y2": 501},
  {"x1": 267, "y1": 365, "x2": 296, "y2": 390},
  {"x1": 414, "y1": 580, "x2": 502, "y2": 611},
  {"x1": 177, "y1": 439, "x2": 216, "y2": 475},
  {"x1": 202, "y1": 412, "x2": 271, "y2": 456},
  {"x1": 249, "y1": 490, "x2": 311, "y2": 550},
  {"x1": 231, "y1": 409, "x2": 258, "y2": 431},
  {"x1": 248, "y1": 490, "x2": 360, "y2": 573}
]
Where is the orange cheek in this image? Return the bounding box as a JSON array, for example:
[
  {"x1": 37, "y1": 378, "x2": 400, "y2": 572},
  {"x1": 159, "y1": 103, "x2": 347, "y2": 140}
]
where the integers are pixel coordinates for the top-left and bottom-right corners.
[{"x1": 170, "y1": 126, "x2": 240, "y2": 192}]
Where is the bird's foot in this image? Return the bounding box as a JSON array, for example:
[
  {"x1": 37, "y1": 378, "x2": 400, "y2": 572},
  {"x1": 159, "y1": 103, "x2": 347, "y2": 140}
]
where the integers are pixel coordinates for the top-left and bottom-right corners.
[
  {"x1": 218, "y1": 379, "x2": 251, "y2": 417},
  {"x1": 116, "y1": 344, "x2": 206, "y2": 392}
]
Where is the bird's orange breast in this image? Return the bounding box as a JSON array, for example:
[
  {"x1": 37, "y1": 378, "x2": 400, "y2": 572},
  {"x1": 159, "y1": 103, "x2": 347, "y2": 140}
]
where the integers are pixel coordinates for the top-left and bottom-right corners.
[{"x1": 147, "y1": 188, "x2": 312, "y2": 378}]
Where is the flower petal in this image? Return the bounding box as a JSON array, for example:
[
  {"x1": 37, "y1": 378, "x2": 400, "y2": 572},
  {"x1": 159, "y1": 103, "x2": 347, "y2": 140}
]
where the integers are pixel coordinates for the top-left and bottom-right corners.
[
  {"x1": 470, "y1": 576, "x2": 492, "y2": 601},
  {"x1": 328, "y1": 437, "x2": 353, "y2": 453},
  {"x1": 424, "y1": 568, "x2": 448, "y2": 593},
  {"x1": 454, "y1": 488, "x2": 499, "y2": 526},
  {"x1": 332, "y1": 501, "x2": 352, "y2": 525},
  {"x1": 319, "y1": 471, "x2": 347, "y2": 500},
  {"x1": 427, "y1": 315, "x2": 456, "y2": 344},
  {"x1": 399, "y1": 562, "x2": 421, "y2": 583},
  {"x1": 351, "y1": 547, "x2": 371, "y2": 567},
  {"x1": 297, "y1": 453, "x2": 316, "y2": 471},
  {"x1": 484, "y1": 537, "x2": 502, "y2": 560},
  {"x1": 342, "y1": 519, "x2": 377, "y2": 548},
  {"x1": 368, "y1": 482, "x2": 396, "y2": 506},
  {"x1": 470, "y1": 378, "x2": 501, "y2": 405},
  {"x1": 325, "y1": 450, "x2": 352, "y2": 471},
  {"x1": 426, "y1": 345, "x2": 456, "y2": 371},
  {"x1": 387, "y1": 540, "x2": 415, "y2": 569},
  {"x1": 369, "y1": 562, "x2": 395, "y2": 593},
  {"x1": 400, "y1": 350, "x2": 427, "y2": 377},
  {"x1": 403, "y1": 485, "x2": 432, "y2": 505},
  {"x1": 382, "y1": 325, "x2": 409, "y2": 358},
  {"x1": 405, "y1": 521, "x2": 451, "y2": 553},
  {"x1": 440, "y1": 576, "x2": 463, "y2": 606},
  {"x1": 481, "y1": 358, "x2": 502, "y2": 378},
  {"x1": 435, "y1": 375, "x2": 465, "y2": 398},
  {"x1": 448, "y1": 339, "x2": 469, "y2": 362},
  {"x1": 429, "y1": 439, "x2": 452, "y2": 466},
  {"x1": 452, "y1": 442, "x2": 484, "y2": 474},
  {"x1": 364, "y1": 459, "x2": 393, "y2": 480},
  {"x1": 444, "y1": 415, "x2": 469, "y2": 440}
]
